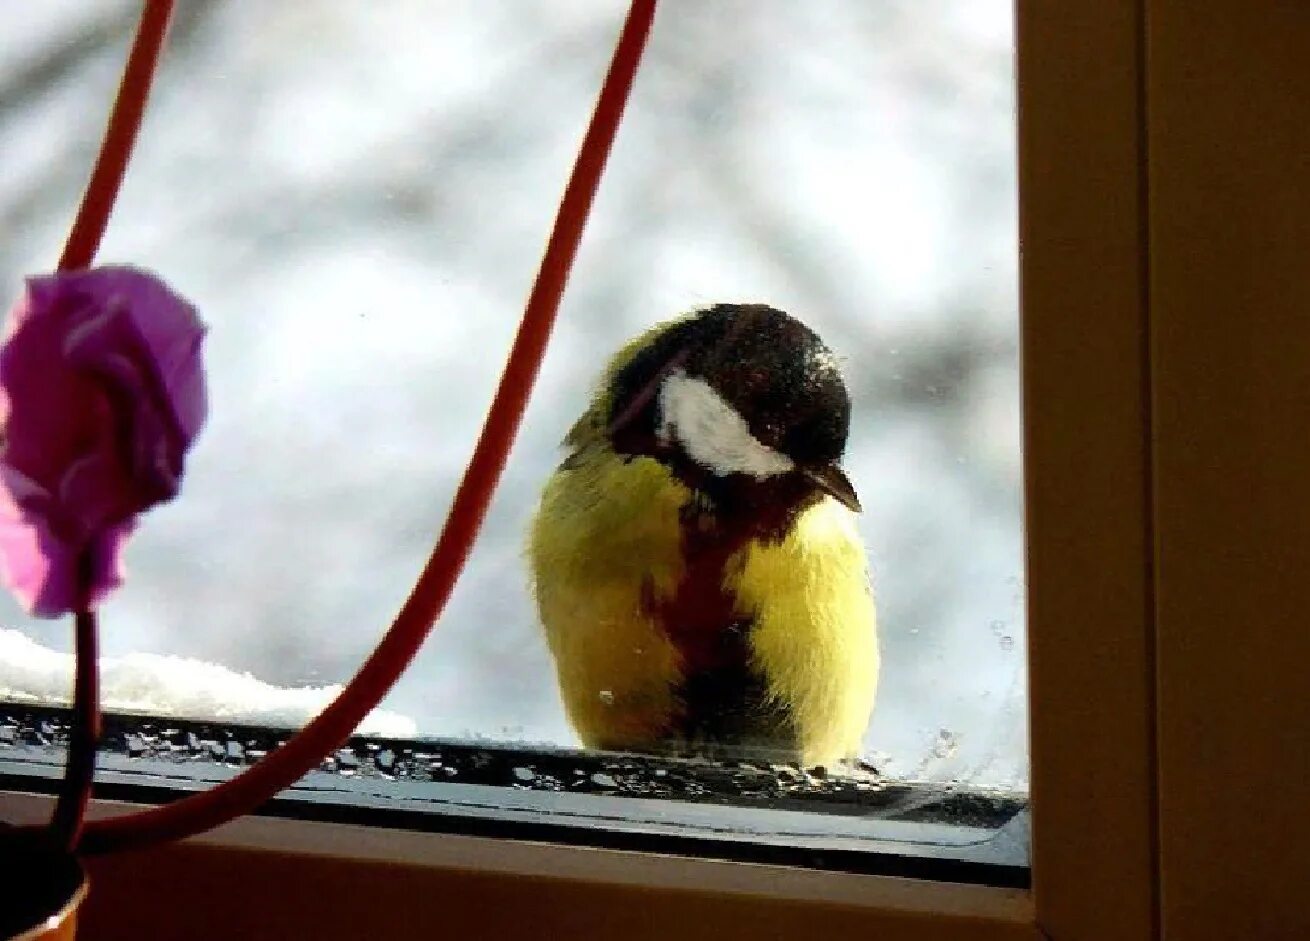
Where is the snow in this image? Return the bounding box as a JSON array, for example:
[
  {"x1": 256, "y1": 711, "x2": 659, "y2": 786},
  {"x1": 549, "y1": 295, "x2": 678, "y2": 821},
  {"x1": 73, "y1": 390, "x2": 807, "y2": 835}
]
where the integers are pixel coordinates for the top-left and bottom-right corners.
[{"x1": 0, "y1": 630, "x2": 415, "y2": 738}]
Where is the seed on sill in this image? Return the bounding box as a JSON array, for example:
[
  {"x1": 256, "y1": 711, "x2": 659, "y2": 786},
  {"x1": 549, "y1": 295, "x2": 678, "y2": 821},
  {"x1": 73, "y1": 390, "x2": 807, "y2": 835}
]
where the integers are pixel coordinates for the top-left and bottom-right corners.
[{"x1": 335, "y1": 749, "x2": 360, "y2": 771}]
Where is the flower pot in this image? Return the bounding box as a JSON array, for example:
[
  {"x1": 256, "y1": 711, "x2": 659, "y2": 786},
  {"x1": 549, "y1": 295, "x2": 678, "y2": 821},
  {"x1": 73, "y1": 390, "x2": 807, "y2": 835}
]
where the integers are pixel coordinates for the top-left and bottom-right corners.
[{"x1": 0, "y1": 828, "x2": 88, "y2": 941}]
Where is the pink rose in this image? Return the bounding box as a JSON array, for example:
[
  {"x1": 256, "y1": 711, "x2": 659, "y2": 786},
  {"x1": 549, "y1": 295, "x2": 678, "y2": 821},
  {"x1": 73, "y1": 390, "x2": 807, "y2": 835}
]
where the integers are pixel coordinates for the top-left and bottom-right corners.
[{"x1": 0, "y1": 266, "x2": 207, "y2": 616}]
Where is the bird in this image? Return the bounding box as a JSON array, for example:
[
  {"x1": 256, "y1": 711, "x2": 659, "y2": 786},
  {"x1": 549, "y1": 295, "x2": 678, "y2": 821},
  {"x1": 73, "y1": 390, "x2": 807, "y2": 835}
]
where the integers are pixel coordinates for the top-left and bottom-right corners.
[{"x1": 528, "y1": 302, "x2": 878, "y2": 769}]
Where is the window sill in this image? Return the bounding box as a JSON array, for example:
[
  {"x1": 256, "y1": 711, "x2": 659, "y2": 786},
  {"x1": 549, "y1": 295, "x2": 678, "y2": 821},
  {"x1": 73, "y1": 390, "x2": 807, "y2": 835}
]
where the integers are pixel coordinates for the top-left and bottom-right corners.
[
  {"x1": 1, "y1": 702, "x2": 1035, "y2": 938},
  {"x1": 2, "y1": 789, "x2": 1034, "y2": 940},
  {"x1": 0, "y1": 703, "x2": 1028, "y2": 886}
]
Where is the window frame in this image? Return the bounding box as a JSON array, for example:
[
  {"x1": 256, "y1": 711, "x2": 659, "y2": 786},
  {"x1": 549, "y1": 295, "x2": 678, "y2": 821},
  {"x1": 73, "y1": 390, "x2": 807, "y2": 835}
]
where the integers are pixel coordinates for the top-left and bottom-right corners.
[
  {"x1": 1146, "y1": 3, "x2": 1310, "y2": 937},
  {"x1": 1019, "y1": 0, "x2": 1156, "y2": 937},
  {"x1": 0, "y1": 1, "x2": 1185, "y2": 937}
]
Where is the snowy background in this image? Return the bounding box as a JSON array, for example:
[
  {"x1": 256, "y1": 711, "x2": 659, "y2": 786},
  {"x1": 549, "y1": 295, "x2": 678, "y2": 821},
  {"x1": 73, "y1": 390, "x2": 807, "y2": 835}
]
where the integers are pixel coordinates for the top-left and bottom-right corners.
[{"x1": 0, "y1": 1, "x2": 1025, "y2": 788}]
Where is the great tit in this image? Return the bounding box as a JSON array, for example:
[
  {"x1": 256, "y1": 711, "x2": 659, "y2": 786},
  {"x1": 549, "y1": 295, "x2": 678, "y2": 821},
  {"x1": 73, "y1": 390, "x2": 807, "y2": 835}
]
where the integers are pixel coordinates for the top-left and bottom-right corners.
[{"x1": 529, "y1": 303, "x2": 878, "y2": 768}]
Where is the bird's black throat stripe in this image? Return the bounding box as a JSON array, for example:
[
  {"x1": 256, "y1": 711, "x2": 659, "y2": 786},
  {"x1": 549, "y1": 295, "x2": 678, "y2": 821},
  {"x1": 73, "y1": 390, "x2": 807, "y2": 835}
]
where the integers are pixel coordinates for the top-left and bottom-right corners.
[{"x1": 640, "y1": 492, "x2": 818, "y2": 764}]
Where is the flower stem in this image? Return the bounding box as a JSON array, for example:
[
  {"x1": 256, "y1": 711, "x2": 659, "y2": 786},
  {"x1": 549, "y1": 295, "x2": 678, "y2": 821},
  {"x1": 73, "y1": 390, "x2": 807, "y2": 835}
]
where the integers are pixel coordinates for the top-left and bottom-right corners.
[
  {"x1": 58, "y1": 0, "x2": 175, "y2": 272},
  {"x1": 48, "y1": 567, "x2": 101, "y2": 852},
  {"x1": 42, "y1": 0, "x2": 174, "y2": 856},
  {"x1": 80, "y1": 0, "x2": 659, "y2": 855}
]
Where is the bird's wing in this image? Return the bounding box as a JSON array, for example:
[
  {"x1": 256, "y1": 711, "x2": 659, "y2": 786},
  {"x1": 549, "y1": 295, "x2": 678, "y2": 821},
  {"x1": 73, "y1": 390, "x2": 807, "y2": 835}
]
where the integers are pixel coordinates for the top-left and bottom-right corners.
[{"x1": 529, "y1": 447, "x2": 689, "y2": 751}]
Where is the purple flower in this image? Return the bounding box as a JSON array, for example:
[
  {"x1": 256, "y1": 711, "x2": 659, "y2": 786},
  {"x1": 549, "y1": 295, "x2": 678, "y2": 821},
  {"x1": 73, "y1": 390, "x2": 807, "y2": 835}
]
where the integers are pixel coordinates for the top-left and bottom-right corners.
[{"x1": 0, "y1": 266, "x2": 207, "y2": 616}]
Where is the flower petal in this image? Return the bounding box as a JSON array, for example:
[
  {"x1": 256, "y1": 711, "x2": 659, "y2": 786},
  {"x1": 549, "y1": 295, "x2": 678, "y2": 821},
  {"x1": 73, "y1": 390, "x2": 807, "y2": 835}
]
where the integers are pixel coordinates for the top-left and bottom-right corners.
[
  {"x1": 0, "y1": 465, "x2": 76, "y2": 616},
  {"x1": 0, "y1": 283, "x2": 101, "y2": 489},
  {"x1": 59, "y1": 266, "x2": 208, "y2": 443},
  {"x1": 0, "y1": 463, "x2": 135, "y2": 617},
  {"x1": 64, "y1": 302, "x2": 185, "y2": 509},
  {"x1": 0, "y1": 266, "x2": 206, "y2": 614}
]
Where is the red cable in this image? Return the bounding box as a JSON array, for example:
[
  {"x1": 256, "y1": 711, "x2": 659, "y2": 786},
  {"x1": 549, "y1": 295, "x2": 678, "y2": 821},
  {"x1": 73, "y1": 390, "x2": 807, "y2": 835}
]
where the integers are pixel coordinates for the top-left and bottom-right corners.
[
  {"x1": 46, "y1": 0, "x2": 176, "y2": 851},
  {"x1": 59, "y1": 0, "x2": 175, "y2": 273},
  {"x1": 81, "y1": 0, "x2": 659, "y2": 855}
]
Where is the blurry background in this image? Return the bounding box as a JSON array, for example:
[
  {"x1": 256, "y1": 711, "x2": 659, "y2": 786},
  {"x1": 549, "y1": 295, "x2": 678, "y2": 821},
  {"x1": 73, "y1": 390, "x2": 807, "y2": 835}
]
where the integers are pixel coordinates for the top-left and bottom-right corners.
[{"x1": 0, "y1": 1, "x2": 1024, "y2": 788}]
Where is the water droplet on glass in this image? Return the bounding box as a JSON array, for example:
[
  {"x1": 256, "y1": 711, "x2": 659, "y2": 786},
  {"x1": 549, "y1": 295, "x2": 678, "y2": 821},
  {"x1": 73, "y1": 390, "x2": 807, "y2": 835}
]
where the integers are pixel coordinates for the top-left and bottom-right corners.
[
  {"x1": 989, "y1": 619, "x2": 1006, "y2": 636},
  {"x1": 932, "y1": 729, "x2": 960, "y2": 760},
  {"x1": 999, "y1": 635, "x2": 1014, "y2": 652}
]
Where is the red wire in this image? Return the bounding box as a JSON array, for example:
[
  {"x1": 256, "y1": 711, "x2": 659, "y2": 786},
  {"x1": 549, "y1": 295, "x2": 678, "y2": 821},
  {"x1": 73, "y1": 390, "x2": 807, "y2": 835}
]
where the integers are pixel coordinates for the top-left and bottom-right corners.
[
  {"x1": 46, "y1": 0, "x2": 176, "y2": 851},
  {"x1": 59, "y1": 0, "x2": 175, "y2": 272},
  {"x1": 81, "y1": 0, "x2": 659, "y2": 855}
]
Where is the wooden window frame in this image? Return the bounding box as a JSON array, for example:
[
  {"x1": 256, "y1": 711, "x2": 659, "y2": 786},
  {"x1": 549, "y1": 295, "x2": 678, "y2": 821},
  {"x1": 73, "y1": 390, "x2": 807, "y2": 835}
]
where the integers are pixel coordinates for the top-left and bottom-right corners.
[{"x1": 7, "y1": 1, "x2": 1310, "y2": 937}]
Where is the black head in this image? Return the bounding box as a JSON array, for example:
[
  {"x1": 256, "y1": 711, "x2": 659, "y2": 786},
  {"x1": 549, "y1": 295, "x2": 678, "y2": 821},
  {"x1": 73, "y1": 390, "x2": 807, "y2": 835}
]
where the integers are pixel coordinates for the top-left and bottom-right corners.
[{"x1": 606, "y1": 303, "x2": 859, "y2": 516}]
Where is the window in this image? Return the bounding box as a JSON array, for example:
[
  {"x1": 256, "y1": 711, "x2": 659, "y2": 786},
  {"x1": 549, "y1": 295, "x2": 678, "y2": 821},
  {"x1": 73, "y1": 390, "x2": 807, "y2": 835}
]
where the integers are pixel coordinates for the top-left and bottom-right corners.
[
  {"x1": 46, "y1": 1, "x2": 1310, "y2": 938},
  {"x1": 0, "y1": 0, "x2": 1027, "y2": 888}
]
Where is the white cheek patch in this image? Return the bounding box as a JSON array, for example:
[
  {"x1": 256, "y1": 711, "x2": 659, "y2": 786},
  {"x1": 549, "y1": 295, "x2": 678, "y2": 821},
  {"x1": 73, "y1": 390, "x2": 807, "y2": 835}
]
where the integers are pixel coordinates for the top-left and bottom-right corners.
[{"x1": 657, "y1": 369, "x2": 794, "y2": 478}]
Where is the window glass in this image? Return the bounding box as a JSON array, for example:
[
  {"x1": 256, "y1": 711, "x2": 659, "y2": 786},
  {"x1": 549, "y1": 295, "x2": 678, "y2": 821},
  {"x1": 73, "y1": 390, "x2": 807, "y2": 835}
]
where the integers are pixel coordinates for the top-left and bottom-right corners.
[{"x1": 0, "y1": 0, "x2": 1024, "y2": 861}]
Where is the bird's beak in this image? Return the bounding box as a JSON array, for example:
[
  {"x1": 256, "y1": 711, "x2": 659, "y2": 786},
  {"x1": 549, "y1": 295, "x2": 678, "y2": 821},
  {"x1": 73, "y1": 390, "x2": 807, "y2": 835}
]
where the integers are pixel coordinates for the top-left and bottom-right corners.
[{"x1": 803, "y1": 464, "x2": 862, "y2": 513}]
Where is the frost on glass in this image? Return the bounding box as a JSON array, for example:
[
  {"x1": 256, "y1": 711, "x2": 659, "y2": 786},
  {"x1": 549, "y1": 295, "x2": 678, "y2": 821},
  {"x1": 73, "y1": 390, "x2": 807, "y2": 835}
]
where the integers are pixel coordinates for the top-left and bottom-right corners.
[{"x1": 0, "y1": 0, "x2": 1024, "y2": 813}]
